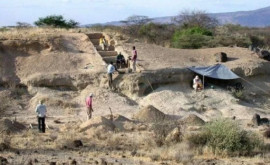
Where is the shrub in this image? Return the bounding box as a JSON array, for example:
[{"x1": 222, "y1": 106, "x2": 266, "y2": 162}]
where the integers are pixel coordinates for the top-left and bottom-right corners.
[
  {"x1": 172, "y1": 27, "x2": 213, "y2": 49},
  {"x1": 139, "y1": 23, "x2": 174, "y2": 45},
  {"x1": 188, "y1": 119, "x2": 262, "y2": 155}
]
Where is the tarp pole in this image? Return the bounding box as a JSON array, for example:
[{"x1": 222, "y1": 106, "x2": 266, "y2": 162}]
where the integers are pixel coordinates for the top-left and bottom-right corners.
[{"x1": 203, "y1": 75, "x2": 205, "y2": 90}]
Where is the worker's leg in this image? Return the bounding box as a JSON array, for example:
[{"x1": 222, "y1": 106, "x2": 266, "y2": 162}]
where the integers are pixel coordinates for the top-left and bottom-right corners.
[
  {"x1": 100, "y1": 44, "x2": 104, "y2": 50},
  {"x1": 89, "y1": 108, "x2": 93, "y2": 119},
  {"x1": 108, "y1": 73, "x2": 112, "y2": 89},
  {"x1": 38, "y1": 117, "x2": 42, "y2": 132},
  {"x1": 41, "y1": 117, "x2": 45, "y2": 133},
  {"x1": 86, "y1": 107, "x2": 90, "y2": 120},
  {"x1": 132, "y1": 60, "x2": 136, "y2": 72}
]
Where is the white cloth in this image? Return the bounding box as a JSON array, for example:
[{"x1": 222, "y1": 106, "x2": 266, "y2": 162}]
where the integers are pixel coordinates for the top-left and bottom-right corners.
[
  {"x1": 107, "y1": 64, "x2": 115, "y2": 74},
  {"x1": 35, "y1": 104, "x2": 47, "y2": 117}
]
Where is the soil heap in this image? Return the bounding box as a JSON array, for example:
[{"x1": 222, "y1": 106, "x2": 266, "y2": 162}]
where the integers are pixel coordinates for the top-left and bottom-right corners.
[{"x1": 134, "y1": 105, "x2": 167, "y2": 122}]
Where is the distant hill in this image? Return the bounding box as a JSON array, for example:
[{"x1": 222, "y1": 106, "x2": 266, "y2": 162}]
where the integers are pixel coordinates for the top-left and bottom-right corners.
[{"x1": 84, "y1": 6, "x2": 270, "y2": 27}]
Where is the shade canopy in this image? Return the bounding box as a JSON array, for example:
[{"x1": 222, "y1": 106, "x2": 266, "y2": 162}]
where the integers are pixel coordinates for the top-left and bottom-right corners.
[{"x1": 188, "y1": 64, "x2": 240, "y2": 80}]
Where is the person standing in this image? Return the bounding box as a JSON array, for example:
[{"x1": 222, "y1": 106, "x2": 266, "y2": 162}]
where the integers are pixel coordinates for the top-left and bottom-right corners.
[
  {"x1": 99, "y1": 36, "x2": 107, "y2": 51},
  {"x1": 131, "y1": 46, "x2": 137, "y2": 72},
  {"x1": 107, "y1": 61, "x2": 115, "y2": 89},
  {"x1": 85, "y1": 93, "x2": 94, "y2": 120},
  {"x1": 35, "y1": 100, "x2": 47, "y2": 133}
]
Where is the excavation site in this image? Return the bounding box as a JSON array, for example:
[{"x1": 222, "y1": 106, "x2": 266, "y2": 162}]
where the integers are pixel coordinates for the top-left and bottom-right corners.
[{"x1": 0, "y1": 28, "x2": 270, "y2": 165}]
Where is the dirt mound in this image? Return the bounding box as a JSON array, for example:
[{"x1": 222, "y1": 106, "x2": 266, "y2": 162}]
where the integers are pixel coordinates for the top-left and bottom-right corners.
[
  {"x1": 0, "y1": 119, "x2": 26, "y2": 134},
  {"x1": 134, "y1": 105, "x2": 167, "y2": 122},
  {"x1": 104, "y1": 114, "x2": 131, "y2": 122},
  {"x1": 79, "y1": 116, "x2": 115, "y2": 132},
  {"x1": 180, "y1": 114, "x2": 205, "y2": 126}
]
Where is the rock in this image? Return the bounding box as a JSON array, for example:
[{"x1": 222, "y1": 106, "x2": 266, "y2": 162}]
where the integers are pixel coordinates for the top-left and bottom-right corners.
[
  {"x1": 263, "y1": 127, "x2": 270, "y2": 138},
  {"x1": 259, "y1": 50, "x2": 270, "y2": 60},
  {"x1": 73, "y1": 140, "x2": 83, "y2": 148},
  {"x1": 70, "y1": 159, "x2": 77, "y2": 165},
  {"x1": 0, "y1": 156, "x2": 8, "y2": 165},
  {"x1": 165, "y1": 127, "x2": 181, "y2": 143},
  {"x1": 27, "y1": 159, "x2": 33, "y2": 165},
  {"x1": 260, "y1": 118, "x2": 269, "y2": 125},
  {"x1": 214, "y1": 52, "x2": 227, "y2": 62},
  {"x1": 252, "y1": 114, "x2": 261, "y2": 126},
  {"x1": 0, "y1": 143, "x2": 9, "y2": 151}
]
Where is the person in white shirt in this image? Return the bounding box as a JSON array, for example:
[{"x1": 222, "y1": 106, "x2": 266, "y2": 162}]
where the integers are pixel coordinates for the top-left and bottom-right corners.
[
  {"x1": 193, "y1": 75, "x2": 203, "y2": 91},
  {"x1": 35, "y1": 100, "x2": 47, "y2": 133},
  {"x1": 107, "y1": 61, "x2": 115, "y2": 89}
]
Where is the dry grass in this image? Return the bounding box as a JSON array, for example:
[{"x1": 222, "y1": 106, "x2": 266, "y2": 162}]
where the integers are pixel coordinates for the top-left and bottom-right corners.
[{"x1": 149, "y1": 142, "x2": 194, "y2": 163}]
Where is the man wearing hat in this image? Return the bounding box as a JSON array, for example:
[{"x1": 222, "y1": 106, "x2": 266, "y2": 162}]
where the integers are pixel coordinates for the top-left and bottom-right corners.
[{"x1": 85, "y1": 93, "x2": 94, "y2": 120}]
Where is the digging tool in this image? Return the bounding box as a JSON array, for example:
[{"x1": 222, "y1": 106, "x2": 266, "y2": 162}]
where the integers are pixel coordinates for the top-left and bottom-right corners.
[{"x1": 109, "y1": 107, "x2": 113, "y2": 121}]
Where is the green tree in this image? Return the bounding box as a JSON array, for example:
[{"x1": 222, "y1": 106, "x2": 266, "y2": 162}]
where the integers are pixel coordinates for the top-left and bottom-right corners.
[{"x1": 34, "y1": 15, "x2": 79, "y2": 28}]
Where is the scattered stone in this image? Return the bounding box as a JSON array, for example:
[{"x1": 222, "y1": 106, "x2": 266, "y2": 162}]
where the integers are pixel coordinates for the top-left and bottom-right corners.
[
  {"x1": 232, "y1": 116, "x2": 236, "y2": 120},
  {"x1": 131, "y1": 150, "x2": 137, "y2": 157},
  {"x1": 0, "y1": 143, "x2": 9, "y2": 151},
  {"x1": 70, "y1": 159, "x2": 77, "y2": 165},
  {"x1": 214, "y1": 52, "x2": 227, "y2": 62},
  {"x1": 49, "y1": 162, "x2": 56, "y2": 165},
  {"x1": 54, "y1": 119, "x2": 61, "y2": 124},
  {"x1": 73, "y1": 140, "x2": 83, "y2": 148}
]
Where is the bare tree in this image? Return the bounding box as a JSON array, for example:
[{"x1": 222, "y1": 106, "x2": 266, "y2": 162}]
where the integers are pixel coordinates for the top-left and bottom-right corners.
[
  {"x1": 121, "y1": 15, "x2": 152, "y2": 35},
  {"x1": 16, "y1": 22, "x2": 32, "y2": 28},
  {"x1": 172, "y1": 10, "x2": 219, "y2": 29}
]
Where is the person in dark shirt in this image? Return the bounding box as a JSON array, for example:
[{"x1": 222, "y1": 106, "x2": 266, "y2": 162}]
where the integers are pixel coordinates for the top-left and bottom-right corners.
[{"x1": 116, "y1": 52, "x2": 126, "y2": 69}]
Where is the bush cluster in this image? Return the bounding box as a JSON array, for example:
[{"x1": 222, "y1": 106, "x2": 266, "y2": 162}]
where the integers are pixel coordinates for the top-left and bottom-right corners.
[
  {"x1": 188, "y1": 119, "x2": 262, "y2": 155},
  {"x1": 34, "y1": 15, "x2": 79, "y2": 28}
]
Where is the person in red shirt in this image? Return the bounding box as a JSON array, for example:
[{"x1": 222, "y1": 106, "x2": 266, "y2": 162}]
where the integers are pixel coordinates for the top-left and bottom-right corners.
[
  {"x1": 85, "y1": 93, "x2": 94, "y2": 120},
  {"x1": 131, "y1": 46, "x2": 137, "y2": 72}
]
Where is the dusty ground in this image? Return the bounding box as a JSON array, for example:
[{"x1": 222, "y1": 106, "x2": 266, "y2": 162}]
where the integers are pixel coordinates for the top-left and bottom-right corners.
[{"x1": 0, "y1": 28, "x2": 270, "y2": 164}]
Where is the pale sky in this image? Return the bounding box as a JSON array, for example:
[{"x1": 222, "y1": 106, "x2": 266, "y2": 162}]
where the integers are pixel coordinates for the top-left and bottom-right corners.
[{"x1": 1, "y1": 0, "x2": 270, "y2": 26}]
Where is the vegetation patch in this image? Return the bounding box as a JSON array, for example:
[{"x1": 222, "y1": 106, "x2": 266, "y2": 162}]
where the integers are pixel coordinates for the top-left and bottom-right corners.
[{"x1": 188, "y1": 119, "x2": 262, "y2": 155}]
